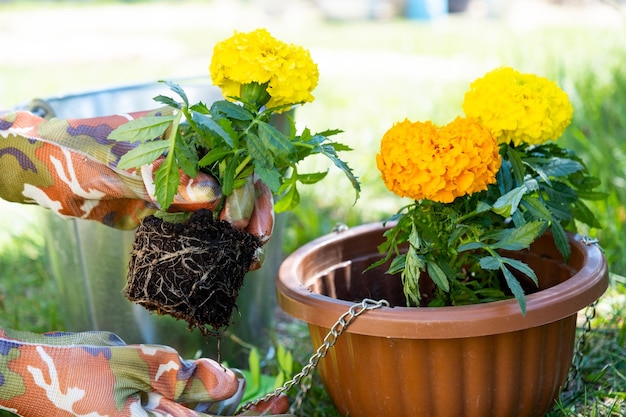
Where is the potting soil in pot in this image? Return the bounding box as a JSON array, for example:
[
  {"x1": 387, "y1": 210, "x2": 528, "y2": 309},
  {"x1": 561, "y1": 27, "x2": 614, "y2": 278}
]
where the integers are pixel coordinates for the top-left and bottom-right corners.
[{"x1": 125, "y1": 209, "x2": 261, "y2": 336}]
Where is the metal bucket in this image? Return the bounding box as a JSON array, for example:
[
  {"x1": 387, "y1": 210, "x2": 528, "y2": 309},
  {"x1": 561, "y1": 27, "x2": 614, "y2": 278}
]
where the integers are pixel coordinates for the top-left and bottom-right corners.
[{"x1": 18, "y1": 78, "x2": 283, "y2": 364}]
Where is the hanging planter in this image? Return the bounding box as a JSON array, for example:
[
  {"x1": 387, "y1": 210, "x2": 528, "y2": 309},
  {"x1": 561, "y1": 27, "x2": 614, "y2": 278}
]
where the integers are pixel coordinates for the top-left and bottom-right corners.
[{"x1": 276, "y1": 222, "x2": 608, "y2": 417}]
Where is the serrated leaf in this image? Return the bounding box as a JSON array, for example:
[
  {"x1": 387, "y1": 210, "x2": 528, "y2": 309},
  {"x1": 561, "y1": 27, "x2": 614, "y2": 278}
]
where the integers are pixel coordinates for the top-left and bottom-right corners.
[
  {"x1": 501, "y1": 257, "x2": 538, "y2": 286},
  {"x1": 108, "y1": 115, "x2": 176, "y2": 143},
  {"x1": 255, "y1": 164, "x2": 281, "y2": 193},
  {"x1": 521, "y1": 195, "x2": 552, "y2": 220},
  {"x1": 542, "y1": 157, "x2": 584, "y2": 177},
  {"x1": 116, "y1": 140, "x2": 170, "y2": 169},
  {"x1": 501, "y1": 265, "x2": 527, "y2": 315},
  {"x1": 153, "y1": 95, "x2": 181, "y2": 109},
  {"x1": 550, "y1": 220, "x2": 571, "y2": 260},
  {"x1": 247, "y1": 132, "x2": 275, "y2": 171},
  {"x1": 573, "y1": 200, "x2": 602, "y2": 228},
  {"x1": 318, "y1": 144, "x2": 361, "y2": 201},
  {"x1": 192, "y1": 112, "x2": 234, "y2": 148},
  {"x1": 154, "y1": 152, "x2": 180, "y2": 210},
  {"x1": 161, "y1": 80, "x2": 189, "y2": 107},
  {"x1": 479, "y1": 256, "x2": 501, "y2": 270},
  {"x1": 257, "y1": 121, "x2": 295, "y2": 159},
  {"x1": 212, "y1": 100, "x2": 255, "y2": 121},
  {"x1": 489, "y1": 221, "x2": 546, "y2": 251},
  {"x1": 174, "y1": 139, "x2": 198, "y2": 178}
]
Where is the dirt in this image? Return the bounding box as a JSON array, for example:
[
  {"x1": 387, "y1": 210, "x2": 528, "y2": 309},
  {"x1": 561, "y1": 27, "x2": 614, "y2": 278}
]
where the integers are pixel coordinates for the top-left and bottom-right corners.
[{"x1": 124, "y1": 209, "x2": 261, "y2": 336}]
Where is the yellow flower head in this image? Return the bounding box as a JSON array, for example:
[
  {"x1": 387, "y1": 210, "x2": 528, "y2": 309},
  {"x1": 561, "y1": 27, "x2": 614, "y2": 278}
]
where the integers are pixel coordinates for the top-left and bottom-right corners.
[
  {"x1": 209, "y1": 28, "x2": 319, "y2": 110},
  {"x1": 462, "y1": 67, "x2": 573, "y2": 146},
  {"x1": 376, "y1": 117, "x2": 501, "y2": 203}
]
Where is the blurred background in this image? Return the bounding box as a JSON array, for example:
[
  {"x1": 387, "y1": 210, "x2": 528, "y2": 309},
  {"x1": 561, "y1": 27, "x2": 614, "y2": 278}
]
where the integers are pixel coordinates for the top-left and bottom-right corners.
[{"x1": 1, "y1": 0, "x2": 625, "y2": 414}]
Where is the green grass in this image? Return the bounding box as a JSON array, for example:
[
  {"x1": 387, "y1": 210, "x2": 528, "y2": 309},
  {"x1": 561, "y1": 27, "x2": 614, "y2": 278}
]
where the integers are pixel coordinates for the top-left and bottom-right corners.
[{"x1": 0, "y1": 1, "x2": 625, "y2": 416}]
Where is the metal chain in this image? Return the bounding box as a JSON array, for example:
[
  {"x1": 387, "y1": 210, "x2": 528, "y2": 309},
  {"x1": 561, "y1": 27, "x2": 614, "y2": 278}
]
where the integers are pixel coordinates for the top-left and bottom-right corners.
[
  {"x1": 238, "y1": 298, "x2": 390, "y2": 414},
  {"x1": 564, "y1": 235, "x2": 602, "y2": 393},
  {"x1": 564, "y1": 301, "x2": 597, "y2": 393}
]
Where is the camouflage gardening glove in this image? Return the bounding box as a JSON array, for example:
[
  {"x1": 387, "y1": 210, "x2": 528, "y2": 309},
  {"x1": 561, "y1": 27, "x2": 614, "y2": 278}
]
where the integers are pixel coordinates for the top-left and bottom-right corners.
[
  {"x1": 0, "y1": 110, "x2": 273, "y2": 268},
  {"x1": 0, "y1": 328, "x2": 291, "y2": 417}
]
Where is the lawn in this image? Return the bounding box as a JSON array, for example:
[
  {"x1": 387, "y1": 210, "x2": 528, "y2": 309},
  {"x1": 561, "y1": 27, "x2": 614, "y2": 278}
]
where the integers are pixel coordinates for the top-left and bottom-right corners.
[{"x1": 0, "y1": 0, "x2": 624, "y2": 415}]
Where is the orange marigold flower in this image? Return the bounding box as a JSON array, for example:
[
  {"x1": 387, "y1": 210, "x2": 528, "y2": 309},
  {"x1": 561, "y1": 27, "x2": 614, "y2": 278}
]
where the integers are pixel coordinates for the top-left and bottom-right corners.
[{"x1": 376, "y1": 117, "x2": 501, "y2": 203}]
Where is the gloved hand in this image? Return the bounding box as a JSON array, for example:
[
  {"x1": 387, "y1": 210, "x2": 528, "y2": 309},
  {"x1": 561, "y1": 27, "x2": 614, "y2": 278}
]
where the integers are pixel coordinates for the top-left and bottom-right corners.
[
  {"x1": 0, "y1": 328, "x2": 290, "y2": 417},
  {"x1": 0, "y1": 110, "x2": 273, "y2": 244}
]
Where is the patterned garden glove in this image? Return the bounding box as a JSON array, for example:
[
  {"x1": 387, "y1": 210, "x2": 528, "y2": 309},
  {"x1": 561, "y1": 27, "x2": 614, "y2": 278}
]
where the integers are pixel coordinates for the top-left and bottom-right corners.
[
  {"x1": 0, "y1": 328, "x2": 290, "y2": 417},
  {"x1": 0, "y1": 110, "x2": 273, "y2": 243}
]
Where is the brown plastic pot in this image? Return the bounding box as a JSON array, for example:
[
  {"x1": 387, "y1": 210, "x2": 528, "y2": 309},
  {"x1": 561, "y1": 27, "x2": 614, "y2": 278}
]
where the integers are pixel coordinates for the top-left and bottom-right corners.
[{"x1": 276, "y1": 222, "x2": 609, "y2": 417}]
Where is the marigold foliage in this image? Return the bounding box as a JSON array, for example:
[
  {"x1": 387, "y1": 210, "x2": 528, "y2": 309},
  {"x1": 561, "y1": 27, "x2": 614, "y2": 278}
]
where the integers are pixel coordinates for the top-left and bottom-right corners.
[
  {"x1": 462, "y1": 67, "x2": 573, "y2": 146},
  {"x1": 376, "y1": 117, "x2": 501, "y2": 203},
  {"x1": 209, "y1": 28, "x2": 319, "y2": 110}
]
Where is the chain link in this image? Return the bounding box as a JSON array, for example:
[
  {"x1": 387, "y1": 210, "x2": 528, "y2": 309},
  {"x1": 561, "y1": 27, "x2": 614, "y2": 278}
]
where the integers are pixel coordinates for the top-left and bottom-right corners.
[
  {"x1": 564, "y1": 301, "x2": 597, "y2": 393},
  {"x1": 238, "y1": 298, "x2": 390, "y2": 414},
  {"x1": 563, "y1": 236, "x2": 601, "y2": 394}
]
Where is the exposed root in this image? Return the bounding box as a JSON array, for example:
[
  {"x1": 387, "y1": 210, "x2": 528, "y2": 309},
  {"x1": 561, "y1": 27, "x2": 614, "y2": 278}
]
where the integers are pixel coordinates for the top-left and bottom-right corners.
[{"x1": 125, "y1": 209, "x2": 261, "y2": 336}]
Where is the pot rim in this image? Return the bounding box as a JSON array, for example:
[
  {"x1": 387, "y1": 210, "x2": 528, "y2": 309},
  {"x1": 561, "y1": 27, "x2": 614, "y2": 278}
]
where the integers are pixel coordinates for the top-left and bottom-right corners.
[{"x1": 276, "y1": 222, "x2": 609, "y2": 339}]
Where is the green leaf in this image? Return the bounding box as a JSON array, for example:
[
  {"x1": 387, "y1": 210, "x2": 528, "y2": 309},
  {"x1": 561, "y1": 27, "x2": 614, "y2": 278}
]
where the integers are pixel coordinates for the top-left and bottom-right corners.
[
  {"x1": 161, "y1": 80, "x2": 189, "y2": 107},
  {"x1": 274, "y1": 183, "x2": 300, "y2": 213},
  {"x1": 492, "y1": 185, "x2": 527, "y2": 216},
  {"x1": 479, "y1": 256, "x2": 501, "y2": 270},
  {"x1": 550, "y1": 220, "x2": 571, "y2": 261},
  {"x1": 153, "y1": 95, "x2": 181, "y2": 109},
  {"x1": 257, "y1": 121, "x2": 295, "y2": 159},
  {"x1": 501, "y1": 265, "x2": 527, "y2": 315},
  {"x1": 488, "y1": 221, "x2": 546, "y2": 251},
  {"x1": 427, "y1": 261, "x2": 450, "y2": 292},
  {"x1": 297, "y1": 171, "x2": 328, "y2": 184},
  {"x1": 501, "y1": 257, "x2": 538, "y2": 286},
  {"x1": 247, "y1": 133, "x2": 275, "y2": 171},
  {"x1": 542, "y1": 157, "x2": 584, "y2": 177},
  {"x1": 212, "y1": 100, "x2": 255, "y2": 121},
  {"x1": 248, "y1": 347, "x2": 261, "y2": 389},
  {"x1": 198, "y1": 147, "x2": 234, "y2": 168},
  {"x1": 254, "y1": 164, "x2": 281, "y2": 194},
  {"x1": 521, "y1": 195, "x2": 552, "y2": 220},
  {"x1": 174, "y1": 139, "x2": 198, "y2": 178},
  {"x1": 386, "y1": 254, "x2": 407, "y2": 275},
  {"x1": 573, "y1": 200, "x2": 602, "y2": 228},
  {"x1": 402, "y1": 246, "x2": 423, "y2": 306},
  {"x1": 191, "y1": 112, "x2": 234, "y2": 148},
  {"x1": 221, "y1": 157, "x2": 239, "y2": 196},
  {"x1": 108, "y1": 115, "x2": 176, "y2": 143},
  {"x1": 116, "y1": 140, "x2": 170, "y2": 169},
  {"x1": 506, "y1": 145, "x2": 525, "y2": 185},
  {"x1": 154, "y1": 151, "x2": 180, "y2": 210},
  {"x1": 458, "y1": 241, "x2": 485, "y2": 252},
  {"x1": 318, "y1": 144, "x2": 361, "y2": 201},
  {"x1": 153, "y1": 211, "x2": 191, "y2": 223}
]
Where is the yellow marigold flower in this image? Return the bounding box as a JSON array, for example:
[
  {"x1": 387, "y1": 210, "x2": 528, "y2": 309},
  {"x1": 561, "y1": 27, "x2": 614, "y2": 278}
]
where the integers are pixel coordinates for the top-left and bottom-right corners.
[
  {"x1": 209, "y1": 29, "x2": 319, "y2": 110},
  {"x1": 376, "y1": 117, "x2": 501, "y2": 203},
  {"x1": 462, "y1": 67, "x2": 573, "y2": 146}
]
